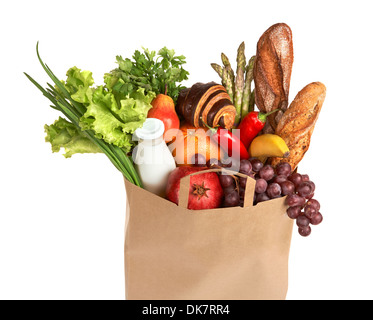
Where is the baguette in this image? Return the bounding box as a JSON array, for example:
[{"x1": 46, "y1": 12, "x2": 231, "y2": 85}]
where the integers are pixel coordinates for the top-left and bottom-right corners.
[
  {"x1": 254, "y1": 23, "x2": 294, "y2": 133},
  {"x1": 270, "y1": 82, "x2": 326, "y2": 170}
]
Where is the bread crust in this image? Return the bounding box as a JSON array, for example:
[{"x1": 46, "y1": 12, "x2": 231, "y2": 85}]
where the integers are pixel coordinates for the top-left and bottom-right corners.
[
  {"x1": 270, "y1": 82, "x2": 326, "y2": 170},
  {"x1": 254, "y1": 23, "x2": 294, "y2": 133}
]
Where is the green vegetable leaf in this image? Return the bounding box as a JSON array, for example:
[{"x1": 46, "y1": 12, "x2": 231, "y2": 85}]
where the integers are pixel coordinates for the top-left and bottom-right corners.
[
  {"x1": 58, "y1": 66, "x2": 155, "y2": 153},
  {"x1": 45, "y1": 117, "x2": 102, "y2": 158},
  {"x1": 26, "y1": 43, "x2": 144, "y2": 187},
  {"x1": 117, "y1": 56, "x2": 133, "y2": 73},
  {"x1": 104, "y1": 47, "x2": 189, "y2": 103},
  {"x1": 79, "y1": 86, "x2": 155, "y2": 152},
  {"x1": 64, "y1": 66, "x2": 94, "y2": 104}
]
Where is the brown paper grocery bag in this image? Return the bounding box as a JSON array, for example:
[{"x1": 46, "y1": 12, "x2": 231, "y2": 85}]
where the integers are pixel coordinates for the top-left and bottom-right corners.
[{"x1": 124, "y1": 168, "x2": 294, "y2": 300}]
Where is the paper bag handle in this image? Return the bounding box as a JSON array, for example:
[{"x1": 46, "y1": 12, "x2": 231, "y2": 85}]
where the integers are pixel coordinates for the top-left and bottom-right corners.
[{"x1": 178, "y1": 168, "x2": 256, "y2": 209}]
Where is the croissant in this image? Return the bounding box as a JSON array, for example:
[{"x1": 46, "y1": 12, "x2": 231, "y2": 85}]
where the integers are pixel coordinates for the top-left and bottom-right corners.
[{"x1": 176, "y1": 82, "x2": 236, "y2": 130}]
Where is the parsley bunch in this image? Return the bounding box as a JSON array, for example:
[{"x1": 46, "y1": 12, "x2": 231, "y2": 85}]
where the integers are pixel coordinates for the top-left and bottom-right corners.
[{"x1": 105, "y1": 47, "x2": 189, "y2": 103}]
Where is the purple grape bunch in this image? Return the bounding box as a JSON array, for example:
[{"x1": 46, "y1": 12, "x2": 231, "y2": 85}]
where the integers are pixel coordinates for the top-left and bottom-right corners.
[
  {"x1": 251, "y1": 160, "x2": 323, "y2": 237},
  {"x1": 283, "y1": 170, "x2": 323, "y2": 237},
  {"x1": 206, "y1": 156, "x2": 323, "y2": 238}
]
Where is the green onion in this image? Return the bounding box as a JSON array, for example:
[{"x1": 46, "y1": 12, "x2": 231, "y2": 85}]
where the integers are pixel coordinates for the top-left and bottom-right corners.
[{"x1": 25, "y1": 43, "x2": 143, "y2": 188}]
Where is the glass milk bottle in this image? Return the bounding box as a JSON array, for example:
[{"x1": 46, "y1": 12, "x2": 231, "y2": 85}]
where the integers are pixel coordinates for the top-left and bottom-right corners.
[{"x1": 132, "y1": 118, "x2": 176, "y2": 197}]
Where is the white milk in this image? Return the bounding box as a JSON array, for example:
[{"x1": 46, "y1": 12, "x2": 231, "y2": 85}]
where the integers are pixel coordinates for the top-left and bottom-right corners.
[{"x1": 132, "y1": 118, "x2": 176, "y2": 197}]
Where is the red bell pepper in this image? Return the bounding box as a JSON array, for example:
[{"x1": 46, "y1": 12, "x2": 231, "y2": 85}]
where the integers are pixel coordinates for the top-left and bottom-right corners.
[
  {"x1": 237, "y1": 109, "x2": 279, "y2": 149},
  {"x1": 203, "y1": 121, "x2": 249, "y2": 160}
]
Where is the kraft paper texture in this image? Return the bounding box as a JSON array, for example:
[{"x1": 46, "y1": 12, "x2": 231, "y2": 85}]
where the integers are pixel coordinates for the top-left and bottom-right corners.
[{"x1": 124, "y1": 168, "x2": 294, "y2": 300}]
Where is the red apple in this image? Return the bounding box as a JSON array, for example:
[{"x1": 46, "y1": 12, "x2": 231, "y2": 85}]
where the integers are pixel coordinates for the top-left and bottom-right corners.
[{"x1": 166, "y1": 167, "x2": 223, "y2": 210}]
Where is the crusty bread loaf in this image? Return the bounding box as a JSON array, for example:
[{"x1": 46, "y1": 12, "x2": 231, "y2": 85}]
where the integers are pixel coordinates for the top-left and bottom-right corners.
[
  {"x1": 254, "y1": 23, "x2": 294, "y2": 133},
  {"x1": 270, "y1": 82, "x2": 326, "y2": 170}
]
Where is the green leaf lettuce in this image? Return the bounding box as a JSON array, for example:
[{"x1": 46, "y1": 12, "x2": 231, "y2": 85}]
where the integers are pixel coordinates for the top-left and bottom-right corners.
[
  {"x1": 79, "y1": 86, "x2": 155, "y2": 152},
  {"x1": 45, "y1": 117, "x2": 102, "y2": 158},
  {"x1": 62, "y1": 67, "x2": 156, "y2": 153},
  {"x1": 63, "y1": 66, "x2": 94, "y2": 104}
]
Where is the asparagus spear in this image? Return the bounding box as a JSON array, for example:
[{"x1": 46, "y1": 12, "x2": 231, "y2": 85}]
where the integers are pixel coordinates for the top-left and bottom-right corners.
[
  {"x1": 211, "y1": 62, "x2": 234, "y2": 102},
  {"x1": 211, "y1": 43, "x2": 255, "y2": 126},
  {"x1": 234, "y1": 42, "x2": 246, "y2": 126},
  {"x1": 241, "y1": 55, "x2": 256, "y2": 118},
  {"x1": 221, "y1": 53, "x2": 235, "y2": 102},
  {"x1": 249, "y1": 90, "x2": 255, "y2": 112},
  {"x1": 221, "y1": 53, "x2": 235, "y2": 81},
  {"x1": 211, "y1": 63, "x2": 223, "y2": 78},
  {"x1": 222, "y1": 67, "x2": 234, "y2": 102}
]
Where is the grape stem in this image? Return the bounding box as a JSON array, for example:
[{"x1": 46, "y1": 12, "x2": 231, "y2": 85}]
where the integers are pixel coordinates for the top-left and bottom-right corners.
[{"x1": 232, "y1": 174, "x2": 240, "y2": 192}]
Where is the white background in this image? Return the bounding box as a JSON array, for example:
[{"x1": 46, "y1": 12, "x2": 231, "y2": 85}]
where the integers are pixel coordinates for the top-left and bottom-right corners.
[{"x1": 1, "y1": 0, "x2": 372, "y2": 300}]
